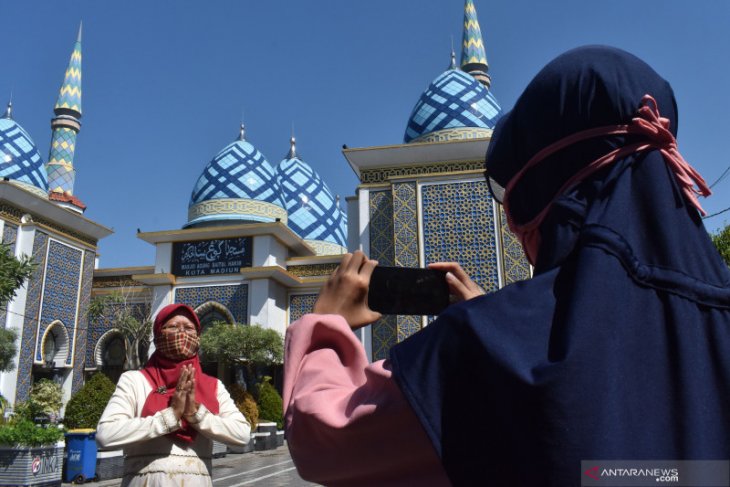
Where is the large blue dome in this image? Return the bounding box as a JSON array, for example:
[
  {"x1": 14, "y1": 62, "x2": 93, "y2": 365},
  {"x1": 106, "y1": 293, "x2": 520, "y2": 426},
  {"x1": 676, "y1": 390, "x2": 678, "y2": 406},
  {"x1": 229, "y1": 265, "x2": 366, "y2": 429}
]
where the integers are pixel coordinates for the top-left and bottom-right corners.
[
  {"x1": 0, "y1": 107, "x2": 49, "y2": 197},
  {"x1": 277, "y1": 138, "x2": 347, "y2": 255},
  {"x1": 404, "y1": 68, "x2": 502, "y2": 143},
  {"x1": 185, "y1": 125, "x2": 287, "y2": 228}
]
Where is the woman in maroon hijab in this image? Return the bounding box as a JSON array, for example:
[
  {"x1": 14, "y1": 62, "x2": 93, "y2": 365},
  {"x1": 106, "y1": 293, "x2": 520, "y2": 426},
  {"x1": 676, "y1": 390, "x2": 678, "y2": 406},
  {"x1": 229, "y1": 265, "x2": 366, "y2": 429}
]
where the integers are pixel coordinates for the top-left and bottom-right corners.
[{"x1": 97, "y1": 303, "x2": 250, "y2": 487}]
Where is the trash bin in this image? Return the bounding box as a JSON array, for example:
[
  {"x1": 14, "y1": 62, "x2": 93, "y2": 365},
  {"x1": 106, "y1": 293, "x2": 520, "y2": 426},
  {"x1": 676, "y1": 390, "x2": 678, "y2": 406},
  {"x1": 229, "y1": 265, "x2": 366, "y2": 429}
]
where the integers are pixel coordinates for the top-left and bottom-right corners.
[{"x1": 64, "y1": 429, "x2": 97, "y2": 483}]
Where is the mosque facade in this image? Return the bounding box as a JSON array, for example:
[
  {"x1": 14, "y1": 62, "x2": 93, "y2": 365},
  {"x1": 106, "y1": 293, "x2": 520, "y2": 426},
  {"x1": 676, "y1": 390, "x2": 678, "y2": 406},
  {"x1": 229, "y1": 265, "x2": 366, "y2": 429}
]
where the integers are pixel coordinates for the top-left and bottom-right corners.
[{"x1": 0, "y1": 0, "x2": 529, "y2": 406}]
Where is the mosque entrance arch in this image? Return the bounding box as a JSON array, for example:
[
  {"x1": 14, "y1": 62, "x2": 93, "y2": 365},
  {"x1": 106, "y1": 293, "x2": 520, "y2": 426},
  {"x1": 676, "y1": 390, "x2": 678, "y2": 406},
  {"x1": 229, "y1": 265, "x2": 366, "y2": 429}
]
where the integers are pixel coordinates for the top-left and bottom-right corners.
[
  {"x1": 95, "y1": 329, "x2": 127, "y2": 383},
  {"x1": 194, "y1": 301, "x2": 235, "y2": 382}
]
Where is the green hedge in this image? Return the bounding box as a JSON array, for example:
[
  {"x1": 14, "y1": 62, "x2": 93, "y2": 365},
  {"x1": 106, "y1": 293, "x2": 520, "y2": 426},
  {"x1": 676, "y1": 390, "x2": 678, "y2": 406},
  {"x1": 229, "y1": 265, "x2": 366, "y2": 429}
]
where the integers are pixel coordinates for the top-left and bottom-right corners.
[
  {"x1": 64, "y1": 373, "x2": 116, "y2": 429},
  {"x1": 255, "y1": 377, "x2": 283, "y2": 429}
]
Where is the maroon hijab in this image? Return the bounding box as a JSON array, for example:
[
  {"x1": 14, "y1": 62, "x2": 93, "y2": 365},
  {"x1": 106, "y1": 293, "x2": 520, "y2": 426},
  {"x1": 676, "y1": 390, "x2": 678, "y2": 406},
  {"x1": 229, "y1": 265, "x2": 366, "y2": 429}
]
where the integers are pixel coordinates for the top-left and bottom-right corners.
[{"x1": 141, "y1": 303, "x2": 219, "y2": 443}]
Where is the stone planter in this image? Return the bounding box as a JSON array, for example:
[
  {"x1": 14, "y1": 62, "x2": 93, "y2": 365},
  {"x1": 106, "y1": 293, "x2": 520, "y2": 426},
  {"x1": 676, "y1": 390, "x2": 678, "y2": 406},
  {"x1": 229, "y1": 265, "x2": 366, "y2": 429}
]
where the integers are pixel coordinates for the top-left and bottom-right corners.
[
  {"x1": 212, "y1": 440, "x2": 227, "y2": 458},
  {"x1": 0, "y1": 442, "x2": 64, "y2": 486},
  {"x1": 95, "y1": 449, "x2": 124, "y2": 481}
]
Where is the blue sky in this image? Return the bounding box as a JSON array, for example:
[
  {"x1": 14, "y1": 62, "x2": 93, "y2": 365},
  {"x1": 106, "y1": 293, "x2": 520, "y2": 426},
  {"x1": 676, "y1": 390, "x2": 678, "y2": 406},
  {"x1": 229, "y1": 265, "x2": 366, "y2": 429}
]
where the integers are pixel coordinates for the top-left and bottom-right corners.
[{"x1": 1, "y1": 1, "x2": 729, "y2": 268}]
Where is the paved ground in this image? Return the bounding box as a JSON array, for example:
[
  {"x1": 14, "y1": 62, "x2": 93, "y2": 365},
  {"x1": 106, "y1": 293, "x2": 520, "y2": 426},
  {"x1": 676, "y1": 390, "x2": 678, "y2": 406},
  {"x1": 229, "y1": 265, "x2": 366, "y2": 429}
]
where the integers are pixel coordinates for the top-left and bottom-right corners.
[{"x1": 63, "y1": 445, "x2": 318, "y2": 487}]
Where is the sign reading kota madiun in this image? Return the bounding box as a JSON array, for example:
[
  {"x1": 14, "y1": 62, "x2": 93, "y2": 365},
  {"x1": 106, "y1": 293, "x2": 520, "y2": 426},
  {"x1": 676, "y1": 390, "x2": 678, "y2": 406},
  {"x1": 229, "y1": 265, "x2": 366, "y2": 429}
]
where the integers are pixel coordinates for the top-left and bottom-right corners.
[{"x1": 172, "y1": 237, "x2": 252, "y2": 276}]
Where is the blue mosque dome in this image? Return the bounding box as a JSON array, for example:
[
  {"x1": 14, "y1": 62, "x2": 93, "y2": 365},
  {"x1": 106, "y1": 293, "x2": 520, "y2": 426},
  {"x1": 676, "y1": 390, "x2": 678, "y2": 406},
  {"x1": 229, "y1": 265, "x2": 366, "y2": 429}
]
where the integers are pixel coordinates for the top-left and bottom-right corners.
[
  {"x1": 185, "y1": 124, "x2": 287, "y2": 228},
  {"x1": 404, "y1": 58, "x2": 502, "y2": 144},
  {"x1": 277, "y1": 137, "x2": 347, "y2": 255},
  {"x1": 0, "y1": 102, "x2": 49, "y2": 198}
]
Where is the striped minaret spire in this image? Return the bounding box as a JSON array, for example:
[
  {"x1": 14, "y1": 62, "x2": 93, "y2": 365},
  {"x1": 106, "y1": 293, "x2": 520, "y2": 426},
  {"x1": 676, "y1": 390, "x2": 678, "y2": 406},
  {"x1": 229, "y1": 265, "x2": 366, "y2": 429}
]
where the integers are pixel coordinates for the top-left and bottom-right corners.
[
  {"x1": 460, "y1": 0, "x2": 491, "y2": 88},
  {"x1": 47, "y1": 22, "x2": 82, "y2": 197}
]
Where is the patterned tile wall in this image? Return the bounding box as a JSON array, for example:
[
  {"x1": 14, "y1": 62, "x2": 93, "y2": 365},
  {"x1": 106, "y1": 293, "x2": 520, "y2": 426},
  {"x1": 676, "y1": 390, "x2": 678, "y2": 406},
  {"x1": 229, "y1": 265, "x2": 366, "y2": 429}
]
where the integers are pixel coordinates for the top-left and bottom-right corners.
[
  {"x1": 288, "y1": 294, "x2": 318, "y2": 324},
  {"x1": 37, "y1": 240, "x2": 83, "y2": 364},
  {"x1": 498, "y1": 206, "x2": 531, "y2": 284},
  {"x1": 421, "y1": 180, "x2": 499, "y2": 293},
  {"x1": 369, "y1": 190, "x2": 397, "y2": 360},
  {"x1": 393, "y1": 183, "x2": 422, "y2": 342},
  {"x1": 2, "y1": 223, "x2": 17, "y2": 246},
  {"x1": 85, "y1": 301, "x2": 150, "y2": 369},
  {"x1": 175, "y1": 285, "x2": 248, "y2": 324},
  {"x1": 16, "y1": 231, "x2": 48, "y2": 402},
  {"x1": 72, "y1": 250, "x2": 94, "y2": 393}
]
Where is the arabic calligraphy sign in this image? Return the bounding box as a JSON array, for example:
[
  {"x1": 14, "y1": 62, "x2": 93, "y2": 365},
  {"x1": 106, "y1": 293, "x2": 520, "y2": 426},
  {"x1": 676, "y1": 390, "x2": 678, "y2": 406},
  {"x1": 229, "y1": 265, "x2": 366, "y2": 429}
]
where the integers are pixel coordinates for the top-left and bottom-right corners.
[{"x1": 172, "y1": 237, "x2": 252, "y2": 277}]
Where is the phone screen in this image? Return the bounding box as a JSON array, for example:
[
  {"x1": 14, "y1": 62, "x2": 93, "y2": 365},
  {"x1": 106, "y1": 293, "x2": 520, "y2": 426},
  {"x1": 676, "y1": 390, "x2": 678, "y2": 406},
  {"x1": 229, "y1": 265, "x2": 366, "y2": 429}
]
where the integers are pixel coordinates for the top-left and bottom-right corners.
[{"x1": 368, "y1": 266, "x2": 449, "y2": 316}]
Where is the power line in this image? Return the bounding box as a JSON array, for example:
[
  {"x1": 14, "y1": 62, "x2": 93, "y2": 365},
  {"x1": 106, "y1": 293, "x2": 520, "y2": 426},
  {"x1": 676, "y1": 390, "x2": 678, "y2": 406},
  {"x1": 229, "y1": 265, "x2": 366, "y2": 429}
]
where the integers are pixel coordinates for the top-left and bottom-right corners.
[
  {"x1": 709, "y1": 165, "x2": 730, "y2": 189},
  {"x1": 703, "y1": 206, "x2": 730, "y2": 220}
]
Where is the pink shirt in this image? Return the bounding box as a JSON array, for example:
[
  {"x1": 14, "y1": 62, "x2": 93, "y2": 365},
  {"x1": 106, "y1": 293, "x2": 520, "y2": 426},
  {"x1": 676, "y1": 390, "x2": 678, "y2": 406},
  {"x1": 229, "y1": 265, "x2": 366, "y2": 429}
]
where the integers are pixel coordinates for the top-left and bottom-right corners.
[{"x1": 284, "y1": 314, "x2": 451, "y2": 486}]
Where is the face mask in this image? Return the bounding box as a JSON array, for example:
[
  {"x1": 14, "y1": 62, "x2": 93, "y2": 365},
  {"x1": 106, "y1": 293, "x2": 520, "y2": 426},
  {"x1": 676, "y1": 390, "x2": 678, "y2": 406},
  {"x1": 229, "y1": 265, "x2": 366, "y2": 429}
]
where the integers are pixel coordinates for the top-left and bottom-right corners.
[{"x1": 155, "y1": 330, "x2": 200, "y2": 360}]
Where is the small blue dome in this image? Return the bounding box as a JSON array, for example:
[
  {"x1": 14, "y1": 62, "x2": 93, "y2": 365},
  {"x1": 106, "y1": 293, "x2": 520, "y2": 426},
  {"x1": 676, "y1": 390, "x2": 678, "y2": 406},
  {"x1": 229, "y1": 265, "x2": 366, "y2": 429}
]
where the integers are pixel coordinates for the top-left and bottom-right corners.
[
  {"x1": 185, "y1": 125, "x2": 287, "y2": 228},
  {"x1": 277, "y1": 139, "x2": 347, "y2": 253},
  {"x1": 404, "y1": 68, "x2": 502, "y2": 143},
  {"x1": 0, "y1": 111, "x2": 48, "y2": 196}
]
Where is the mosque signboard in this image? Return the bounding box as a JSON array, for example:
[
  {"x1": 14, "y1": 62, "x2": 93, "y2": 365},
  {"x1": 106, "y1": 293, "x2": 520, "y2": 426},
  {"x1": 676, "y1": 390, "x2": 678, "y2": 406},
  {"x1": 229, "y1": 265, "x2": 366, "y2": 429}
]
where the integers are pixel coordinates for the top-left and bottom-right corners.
[{"x1": 172, "y1": 237, "x2": 252, "y2": 276}]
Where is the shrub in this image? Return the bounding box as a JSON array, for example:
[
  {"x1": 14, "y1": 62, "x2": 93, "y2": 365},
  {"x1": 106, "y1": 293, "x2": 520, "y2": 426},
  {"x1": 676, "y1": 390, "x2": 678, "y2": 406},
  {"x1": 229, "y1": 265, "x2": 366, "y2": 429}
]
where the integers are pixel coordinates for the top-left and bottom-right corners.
[
  {"x1": 255, "y1": 376, "x2": 283, "y2": 429},
  {"x1": 229, "y1": 383, "x2": 259, "y2": 430},
  {"x1": 29, "y1": 379, "x2": 62, "y2": 417},
  {"x1": 64, "y1": 373, "x2": 116, "y2": 429},
  {"x1": 0, "y1": 419, "x2": 64, "y2": 446}
]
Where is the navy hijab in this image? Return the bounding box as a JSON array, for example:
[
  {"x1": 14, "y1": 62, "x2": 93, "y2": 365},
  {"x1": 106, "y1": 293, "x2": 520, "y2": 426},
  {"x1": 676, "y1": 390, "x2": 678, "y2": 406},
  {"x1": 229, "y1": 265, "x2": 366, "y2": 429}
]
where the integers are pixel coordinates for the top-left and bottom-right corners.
[{"x1": 390, "y1": 46, "x2": 730, "y2": 486}]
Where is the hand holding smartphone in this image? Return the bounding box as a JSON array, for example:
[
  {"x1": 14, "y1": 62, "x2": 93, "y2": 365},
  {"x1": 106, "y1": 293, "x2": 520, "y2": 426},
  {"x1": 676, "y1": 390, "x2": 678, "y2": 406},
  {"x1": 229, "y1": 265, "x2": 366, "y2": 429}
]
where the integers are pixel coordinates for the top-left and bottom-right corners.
[{"x1": 368, "y1": 266, "x2": 450, "y2": 316}]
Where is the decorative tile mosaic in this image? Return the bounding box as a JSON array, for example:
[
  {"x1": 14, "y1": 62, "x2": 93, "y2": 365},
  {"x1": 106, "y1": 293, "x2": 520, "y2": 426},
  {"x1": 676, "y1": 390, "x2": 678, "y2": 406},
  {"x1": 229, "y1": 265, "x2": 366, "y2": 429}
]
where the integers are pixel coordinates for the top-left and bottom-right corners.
[
  {"x1": 369, "y1": 190, "x2": 396, "y2": 360},
  {"x1": 54, "y1": 39, "x2": 82, "y2": 113},
  {"x1": 71, "y1": 250, "x2": 94, "y2": 393},
  {"x1": 393, "y1": 183, "x2": 419, "y2": 268},
  {"x1": 461, "y1": 0, "x2": 488, "y2": 68},
  {"x1": 16, "y1": 232, "x2": 48, "y2": 402},
  {"x1": 289, "y1": 294, "x2": 318, "y2": 324},
  {"x1": 175, "y1": 285, "x2": 248, "y2": 324},
  {"x1": 397, "y1": 315, "x2": 421, "y2": 342},
  {"x1": 404, "y1": 69, "x2": 502, "y2": 143},
  {"x1": 360, "y1": 160, "x2": 483, "y2": 184},
  {"x1": 36, "y1": 240, "x2": 82, "y2": 364},
  {"x1": 393, "y1": 183, "x2": 423, "y2": 341},
  {"x1": 421, "y1": 180, "x2": 499, "y2": 294},
  {"x1": 498, "y1": 206, "x2": 531, "y2": 284},
  {"x1": 287, "y1": 263, "x2": 339, "y2": 278},
  {"x1": 2, "y1": 223, "x2": 17, "y2": 246},
  {"x1": 0, "y1": 118, "x2": 48, "y2": 192},
  {"x1": 0, "y1": 203, "x2": 97, "y2": 247},
  {"x1": 47, "y1": 128, "x2": 77, "y2": 195},
  {"x1": 278, "y1": 151, "x2": 347, "y2": 247},
  {"x1": 187, "y1": 130, "x2": 285, "y2": 227}
]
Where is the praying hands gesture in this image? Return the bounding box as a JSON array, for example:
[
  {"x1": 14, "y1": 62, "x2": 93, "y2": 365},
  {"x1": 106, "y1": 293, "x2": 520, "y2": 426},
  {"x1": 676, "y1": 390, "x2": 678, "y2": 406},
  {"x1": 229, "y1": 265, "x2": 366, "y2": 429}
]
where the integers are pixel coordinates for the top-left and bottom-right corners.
[{"x1": 170, "y1": 364, "x2": 201, "y2": 422}]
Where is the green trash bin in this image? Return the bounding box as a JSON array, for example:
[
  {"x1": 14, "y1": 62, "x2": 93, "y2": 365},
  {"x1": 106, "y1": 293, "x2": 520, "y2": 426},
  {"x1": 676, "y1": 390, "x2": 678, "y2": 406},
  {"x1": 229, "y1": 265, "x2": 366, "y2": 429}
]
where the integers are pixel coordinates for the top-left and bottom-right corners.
[{"x1": 64, "y1": 429, "x2": 97, "y2": 483}]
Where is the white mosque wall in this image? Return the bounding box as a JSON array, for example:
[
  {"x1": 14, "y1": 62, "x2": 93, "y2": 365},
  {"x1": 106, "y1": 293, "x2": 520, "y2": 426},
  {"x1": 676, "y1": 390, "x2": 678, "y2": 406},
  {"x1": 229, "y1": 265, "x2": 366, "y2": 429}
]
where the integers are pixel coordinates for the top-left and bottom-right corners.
[
  {"x1": 0, "y1": 220, "x2": 34, "y2": 403},
  {"x1": 248, "y1": 279, "x2": 287, "y2": 335},
  {"x1": 252, "y1": 235, "x2": 286, "y2": 268},
  {"x1": 154, "y1": 242, "x2": 173, "y2": 274}
]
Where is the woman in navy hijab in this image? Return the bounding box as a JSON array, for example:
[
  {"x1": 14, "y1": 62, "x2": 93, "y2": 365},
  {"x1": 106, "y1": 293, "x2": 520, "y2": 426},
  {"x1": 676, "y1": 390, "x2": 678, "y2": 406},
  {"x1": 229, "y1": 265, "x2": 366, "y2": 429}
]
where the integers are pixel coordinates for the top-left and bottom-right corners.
[
  {"x1": 390, "y1": 45, "x2": 730, "y2": 484},
  {"x1": 284, "y1": 46, "x2": 730, "y2": 486}
]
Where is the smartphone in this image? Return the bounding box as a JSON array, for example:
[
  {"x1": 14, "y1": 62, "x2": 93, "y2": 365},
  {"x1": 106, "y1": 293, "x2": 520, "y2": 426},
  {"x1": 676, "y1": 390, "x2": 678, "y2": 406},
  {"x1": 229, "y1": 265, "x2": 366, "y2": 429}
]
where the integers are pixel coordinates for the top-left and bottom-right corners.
[{"x1": 368, "y1": 266, "x2": 450, "y2": 316}]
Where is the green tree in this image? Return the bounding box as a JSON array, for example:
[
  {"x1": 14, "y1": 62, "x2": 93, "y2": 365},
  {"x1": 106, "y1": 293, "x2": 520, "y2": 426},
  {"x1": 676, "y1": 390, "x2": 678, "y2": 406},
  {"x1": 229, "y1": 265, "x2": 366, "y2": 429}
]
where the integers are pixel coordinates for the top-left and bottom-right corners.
[
  {"x1": 711, "y1": 224, "x2": 730, "y2": 267},
  {"x1": 199, "y1": 322, "x2": 283, "y2": 389},
  {"x1": 89, "y1": 288, "x2": 152, "y2": 370},
  {"x1": 0, "y1": 243, "x2": 35, "y2": 372}
]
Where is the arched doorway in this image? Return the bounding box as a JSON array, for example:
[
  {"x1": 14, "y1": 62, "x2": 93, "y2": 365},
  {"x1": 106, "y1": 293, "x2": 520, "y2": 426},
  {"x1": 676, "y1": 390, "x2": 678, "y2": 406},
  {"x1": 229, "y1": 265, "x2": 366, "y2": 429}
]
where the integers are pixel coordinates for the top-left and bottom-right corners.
[
  {"x1": 95, "y1": 330, "x2": 126, "y2": 383},
  {"x1": 194, "y1": 302, "x2": 235, "y2": 381}
]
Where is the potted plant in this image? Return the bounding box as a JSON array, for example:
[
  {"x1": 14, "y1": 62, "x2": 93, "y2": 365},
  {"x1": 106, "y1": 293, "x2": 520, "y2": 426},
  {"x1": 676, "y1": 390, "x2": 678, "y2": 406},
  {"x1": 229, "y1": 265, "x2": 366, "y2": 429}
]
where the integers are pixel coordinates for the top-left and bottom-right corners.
[
  {"x1": 0, "y1": 399, "x2": 65, "y2": 486},
  {"x1": 227, "y1": 384, "x2": 258, "y2": 454}
]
